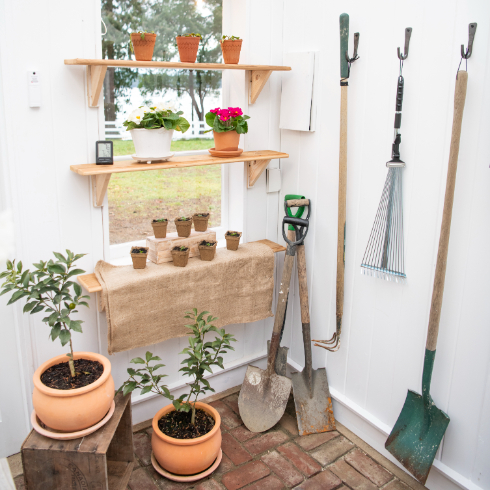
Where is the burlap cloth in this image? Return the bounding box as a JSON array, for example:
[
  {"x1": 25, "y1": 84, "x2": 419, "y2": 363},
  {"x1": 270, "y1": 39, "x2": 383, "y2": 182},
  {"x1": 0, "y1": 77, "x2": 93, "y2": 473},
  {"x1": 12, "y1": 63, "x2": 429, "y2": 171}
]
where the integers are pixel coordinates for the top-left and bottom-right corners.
[{"x1": 95, "y1": 242, "x2": 274, "y2": 354}]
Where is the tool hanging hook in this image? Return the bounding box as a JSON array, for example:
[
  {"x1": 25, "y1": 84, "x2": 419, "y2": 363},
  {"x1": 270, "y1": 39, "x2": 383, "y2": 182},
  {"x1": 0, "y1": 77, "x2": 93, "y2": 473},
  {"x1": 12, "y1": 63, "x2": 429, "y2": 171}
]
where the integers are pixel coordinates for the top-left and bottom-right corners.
[
  {"x1": 461, "y1": 23, "x2": 477, "y2": 59},
  {"x1": 345, "y1": 32, "x2": 360, "y2": 64},
  {"x1": 397, "y1": 28, "x2": 412, "y2": 60}
]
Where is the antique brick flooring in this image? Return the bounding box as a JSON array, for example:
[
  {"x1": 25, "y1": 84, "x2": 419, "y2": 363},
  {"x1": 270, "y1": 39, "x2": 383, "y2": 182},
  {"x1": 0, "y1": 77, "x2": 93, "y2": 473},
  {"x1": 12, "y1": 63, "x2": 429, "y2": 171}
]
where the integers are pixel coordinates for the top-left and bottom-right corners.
[{"x1": 9, "y1": 389, "x2": 427, "y2": 490}]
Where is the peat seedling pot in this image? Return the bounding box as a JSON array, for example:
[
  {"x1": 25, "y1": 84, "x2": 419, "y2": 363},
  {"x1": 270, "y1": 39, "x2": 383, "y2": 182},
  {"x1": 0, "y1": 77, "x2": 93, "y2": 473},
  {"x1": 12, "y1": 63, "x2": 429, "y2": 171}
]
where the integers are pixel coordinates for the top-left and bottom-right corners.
[
  {"x1": 152, "y1": 219, "x2": 168, "y2": 238},
  {"x1": 213, "y1": 130, "x2": 240, "y2": 151},
  {"x1": 176, "y1": 34, "x2": 201, "y2": 63},
  {"x1": 32, "y1": 352, "x2": 115, "y2": 432},
  {"x1": 193, "y1": 213, "x2": 210, "y2": 232},
  {"x1": 130, "y1": 32, "x2": 157, "y2": 61},
  {"x1": 220, "y1": 39, "x2": 243, "y2": 64},
  {"x1": 131, "y1": 246, "x2": 149, "y2": 269},
  {"x1": 171, "y1": 246, "x2": 190, "y2": 267},
  {"x1": 152, "y1": 402, "x2": 221, "y2": 476},
  {"x1": 175, "y1": 217, "x2": 193, "y2": 237},
  {"x1": 225, "y1": 231, "x2": 242, "y2": 251},
  {"x1": 198, "y1": 240, "x2": 217, "y2": 261}
]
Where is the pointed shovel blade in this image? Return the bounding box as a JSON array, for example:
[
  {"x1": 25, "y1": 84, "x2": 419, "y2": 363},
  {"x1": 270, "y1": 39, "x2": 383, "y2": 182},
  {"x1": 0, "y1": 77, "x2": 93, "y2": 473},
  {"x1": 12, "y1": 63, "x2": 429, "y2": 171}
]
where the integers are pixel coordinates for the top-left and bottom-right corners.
[
  {"x1": 385, "y1": 389, "x2": 450, "y2": 484},
  {"x1": 292, "y1": 368, "x2": 336, "y2": 435},
  {"x1": 238, "y1": 365, "x2": 292, "y2": 433}
]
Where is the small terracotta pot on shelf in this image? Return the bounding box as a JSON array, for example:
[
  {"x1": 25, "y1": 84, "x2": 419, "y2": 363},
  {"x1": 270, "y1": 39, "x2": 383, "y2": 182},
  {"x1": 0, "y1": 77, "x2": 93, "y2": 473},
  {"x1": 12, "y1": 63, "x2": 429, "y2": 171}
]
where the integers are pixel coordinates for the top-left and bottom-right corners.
[
  {"x1": 131, "y1": 246, "x2": 149, "y2": 269},
  {"x1": 151, "y1": 219, "x2": 168, "y2": 239},
  {"x1": 220, "y1": 39, "x2": 243, "y2": 64},
  {"x1": 176, "y1": 36, "x2": 201, "y2": 63},
  {"x1": 198, "y1": 240, "x2": 217, "y2": 261},
  {"x1": 151, "y1": 402, "x2": 221, "y2": 476},
  {"x1": 131, "y1": 33, "x2": 157, "y2": 61},
  {"x1": 193, "y1": 213, "x2": 210, "y2": 232},
  {"x1": 175, "y1": 217, "x2": 193, "y2": 237},
  {"x1": 213, "y1": 130, "x2": 240, "y2": 151},
  {"x1": 225, "y1": 231, "x2": 242, "y2": 251},
  {"x1": 171, "y1": 246, "x2": 190, "y2": 267}
]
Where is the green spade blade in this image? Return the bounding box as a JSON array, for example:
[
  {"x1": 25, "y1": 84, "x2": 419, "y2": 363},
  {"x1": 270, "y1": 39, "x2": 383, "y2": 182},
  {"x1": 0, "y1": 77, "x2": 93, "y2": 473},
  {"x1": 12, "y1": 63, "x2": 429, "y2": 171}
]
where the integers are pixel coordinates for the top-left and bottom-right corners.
[{"x1": 385, "y1": 350, "x2": 450, "y2": 484}]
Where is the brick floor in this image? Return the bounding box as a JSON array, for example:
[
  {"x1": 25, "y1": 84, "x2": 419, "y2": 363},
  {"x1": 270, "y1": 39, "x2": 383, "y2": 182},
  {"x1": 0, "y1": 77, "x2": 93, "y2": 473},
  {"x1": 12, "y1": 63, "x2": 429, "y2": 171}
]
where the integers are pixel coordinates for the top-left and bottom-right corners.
[{"x1": 10, "y1": 392, "x2": 425, "y2": 490}]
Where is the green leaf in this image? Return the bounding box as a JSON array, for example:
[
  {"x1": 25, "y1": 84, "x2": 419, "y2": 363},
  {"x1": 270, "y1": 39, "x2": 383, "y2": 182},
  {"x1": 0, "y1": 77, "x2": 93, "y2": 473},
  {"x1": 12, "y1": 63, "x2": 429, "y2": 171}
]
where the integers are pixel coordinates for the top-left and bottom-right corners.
[
  {"x1": 31, "y1": 304, "x2": 44, "y2": 314},
  {"x1": 73, "y1": 283, "x2": 82, "y2": 296},
  {"x1": 59, "y1": 329, "x2": 71, "y2": 346},
  {"x1": 140, "y1": 385, "x2": 152, "y2": 395},
  {"x1": 47, "y1": 264, "x2": 66, "y2": 275},
  {"x1": 123, "y1": 381, "x2": 137, "y2": 396},
  {"x1": 7, "y1": 290, "x2": 29, "y2": 305},
  {"x1": 53, "y1": 252, "x2": 67, "y2": 263},
  {"x1": 67, "y1": 269, "x2": 85, "y2": 278},
  {"x1": 50, "y1": 324, "x2": 62, "y2": 341},
  {"x1": 131, "y1": 357, "x2": 145, "y2": 364},
  {"x1": 152, "y1": 363, "x2": 165, "y2": 371},
  {"x1": 17, "y1": 261, "x2": 23, "y2": 272},
  {"x1": 145, "y1": 351, "x2": 153, "y2": 362},
  {"x1": 70, "y1": 321, "x2": 83, "y2": 333},
  {"x1": 23, "y1": 301, "x2": 38, "y2": 313}
]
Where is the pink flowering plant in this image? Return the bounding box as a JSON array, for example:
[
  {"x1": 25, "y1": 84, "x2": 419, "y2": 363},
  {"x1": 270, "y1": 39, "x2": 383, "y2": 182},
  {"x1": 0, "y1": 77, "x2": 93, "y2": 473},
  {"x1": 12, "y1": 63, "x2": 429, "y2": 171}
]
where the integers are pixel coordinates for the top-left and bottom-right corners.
[{"x1": 205, "y1": 107, "x2": 250, "y2": 134}]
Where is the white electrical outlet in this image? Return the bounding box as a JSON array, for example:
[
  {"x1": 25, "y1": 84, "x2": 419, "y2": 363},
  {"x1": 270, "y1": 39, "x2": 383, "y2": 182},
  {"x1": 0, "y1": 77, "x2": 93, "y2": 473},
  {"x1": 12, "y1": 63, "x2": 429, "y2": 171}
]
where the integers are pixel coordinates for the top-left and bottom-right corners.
[
  {"x1": 28, "y1": 71, "x2": 41, "y2": 107},
  {"x1": 266, "y1": 168, "x2": 281, "y2": 193}
]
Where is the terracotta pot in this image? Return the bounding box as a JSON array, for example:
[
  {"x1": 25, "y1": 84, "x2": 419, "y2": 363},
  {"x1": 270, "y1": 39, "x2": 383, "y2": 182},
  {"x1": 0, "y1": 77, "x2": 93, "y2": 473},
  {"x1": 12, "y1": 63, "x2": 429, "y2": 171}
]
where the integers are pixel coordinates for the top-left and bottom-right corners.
[
  {"x1": 131, "y1": 33, "x2": 157, "y2": 61},
  {"x1": 32, "y1": 352, "x2": 115, "y2": 432},
  {"x1": 225, "y1": 231, "x2": 242, "y2": 251},
  {"x1": 199, "y1": 241, "x2": 217, "y2": 261},
  {"x1": 175, "y1": 217, "x2": 193, "y2": 237},
  {"x1": 193, "y1": 213, "x2": 210, "y2": 232},
  {"x1": 213, "y1": 130, "x2": 240, "y2": 151},
  {"x1": 152, "y1": 402, "x2": 221, "y2": 475},
  {"x1": 171, "y1": 248, "x2": 190, "y2": 267},
  {"x1": 152, "y1": 220, "x2": 168, "y2": 239},
  {"x1": 131, "y1": 247, "x2": 149, "y2": 269},
  {"x1": 176, "y1": 36, "x2": 201, "y2": 63},
  {"x1": 220, "y1": 40, "x2": 243, "y2": 64}
]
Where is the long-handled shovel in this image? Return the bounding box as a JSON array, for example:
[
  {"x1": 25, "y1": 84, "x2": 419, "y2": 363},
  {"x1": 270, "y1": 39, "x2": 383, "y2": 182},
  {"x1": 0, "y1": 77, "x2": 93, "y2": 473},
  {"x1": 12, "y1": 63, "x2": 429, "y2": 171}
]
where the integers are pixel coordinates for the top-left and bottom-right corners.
[
  {"x1": 239, "y1": 212, "x2": 310, "y2": 433},
  {"x1": 385, "y1": 70, "x2": 469, "y2": 484},
  {"x1": 289, "y1": 201, "x2": 336, "y2": 435}
]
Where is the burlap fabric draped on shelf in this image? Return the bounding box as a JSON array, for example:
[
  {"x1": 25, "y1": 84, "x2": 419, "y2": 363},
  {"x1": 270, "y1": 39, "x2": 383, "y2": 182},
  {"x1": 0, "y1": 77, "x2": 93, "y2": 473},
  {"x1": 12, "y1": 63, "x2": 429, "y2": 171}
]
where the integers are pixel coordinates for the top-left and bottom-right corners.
[{"x1": 95, "y1": 242, "x2": 275, "y2": 354}]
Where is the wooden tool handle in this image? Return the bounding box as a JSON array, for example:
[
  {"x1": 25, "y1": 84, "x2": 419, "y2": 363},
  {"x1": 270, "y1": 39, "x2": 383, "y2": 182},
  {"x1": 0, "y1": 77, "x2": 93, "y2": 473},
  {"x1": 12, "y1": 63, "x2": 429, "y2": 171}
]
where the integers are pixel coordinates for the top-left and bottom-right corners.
[
  {"x1": 286, "y1": 199, "x2": 310, "y2": 207},
  {"x1": 426, "y1": 71, "x2": 468, "y2": 352},
  {"x1": 336, "y1": 85, "x2": 348, "y2": 334},
  {"x1": 340, "y1": 14, "x2": 349, "y2": 79}
]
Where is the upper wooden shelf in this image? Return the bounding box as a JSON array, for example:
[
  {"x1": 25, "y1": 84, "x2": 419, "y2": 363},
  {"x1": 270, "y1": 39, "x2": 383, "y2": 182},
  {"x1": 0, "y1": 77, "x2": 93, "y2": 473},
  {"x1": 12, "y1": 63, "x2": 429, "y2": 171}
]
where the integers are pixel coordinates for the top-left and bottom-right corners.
[
  {"x1": 64, "y1": 59, "x2": 291, "y2": 107},
  {"x1": 78, "y1": 239, "x2": 287, "y2": 293},
  {"x1": 70, "y1": 150, "x2": 288, "y2": 207}
]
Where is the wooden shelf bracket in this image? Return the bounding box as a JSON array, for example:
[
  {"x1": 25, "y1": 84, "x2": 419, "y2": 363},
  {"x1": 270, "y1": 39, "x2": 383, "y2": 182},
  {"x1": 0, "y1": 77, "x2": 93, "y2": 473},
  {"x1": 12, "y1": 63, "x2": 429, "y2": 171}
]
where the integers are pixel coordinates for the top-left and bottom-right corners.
[
  {"x1": 247, "y1": 159, "x2": 271, "y2": 188},
  {"x1": 92, "y1": 174, "x2": 111, "y2": 207},
  {"x1": 249, "y1": 70, "x2": 272, "y2": 104},
  {"x1": 87, "y1": 65, "x2": 107, "y2": 107}
]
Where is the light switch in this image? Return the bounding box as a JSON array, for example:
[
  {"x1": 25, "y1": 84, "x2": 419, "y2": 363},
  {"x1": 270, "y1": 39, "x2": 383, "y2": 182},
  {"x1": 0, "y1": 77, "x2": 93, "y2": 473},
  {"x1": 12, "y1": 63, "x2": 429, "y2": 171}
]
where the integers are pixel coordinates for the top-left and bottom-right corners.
[
  {"x1": 266, "y1": 168, "x2": 281, "y2": 193},
  {"x1": 28, "y1": 71, "x2": 41, "y2": 107}
]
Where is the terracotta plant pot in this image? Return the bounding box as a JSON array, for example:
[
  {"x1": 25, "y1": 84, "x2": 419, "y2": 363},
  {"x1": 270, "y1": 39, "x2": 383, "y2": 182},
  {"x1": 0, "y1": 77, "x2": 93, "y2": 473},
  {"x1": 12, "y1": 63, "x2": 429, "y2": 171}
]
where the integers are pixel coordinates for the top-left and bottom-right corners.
[
  {"x1": 152, "y1": 402, "x2": 221, "y2": 475},
  {"x1": 220, "y1": 40, "x2": 243, "y2": 64},
  {"x1": 199, "y1": 241, "x2": 217, "y2": 261},
  {"x1": 175, "y1": 217, "x2": 193, "y2": 237},
  {"x1": 225, "y1": 231, "x2": 242, "y2": 251},
  {"x1": 213, "y1": 130, "x2": 240, "y2": 151},
  {"x1": 152, "y1": 220, "x2": 168, "y2": 239},
  {"x1": 171, "y1": 247, "x2": 190, "y2": 267},
  {"x1": 32, "y1": 352, "x2": 115, "y2": 432},
  {"x1": 193, "y1": 213, "x2": 210, "y2": 232},
  {"x1": 176, "y1": 36, "x2": 201, "y2": 63},
  {"x1": 131, "y1": 247, "x2": 149, "y2": 269},
  {"x1": 131, "y1": 33, "x2": 157, "y2": 61}
]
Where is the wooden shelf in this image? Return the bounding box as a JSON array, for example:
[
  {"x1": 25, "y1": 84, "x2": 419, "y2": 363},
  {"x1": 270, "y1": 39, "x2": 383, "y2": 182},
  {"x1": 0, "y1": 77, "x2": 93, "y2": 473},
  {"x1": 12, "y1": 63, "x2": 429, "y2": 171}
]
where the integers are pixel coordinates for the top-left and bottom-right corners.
[
  {"x1": 64, "y1": 59, "x2": 291, "y2": 107},
  {"x1": 78, "y1": 239, "x2": 286, "y2": 293},
  {"x1": 70, "y1": 150, "x2": 288, "y2": 206}
]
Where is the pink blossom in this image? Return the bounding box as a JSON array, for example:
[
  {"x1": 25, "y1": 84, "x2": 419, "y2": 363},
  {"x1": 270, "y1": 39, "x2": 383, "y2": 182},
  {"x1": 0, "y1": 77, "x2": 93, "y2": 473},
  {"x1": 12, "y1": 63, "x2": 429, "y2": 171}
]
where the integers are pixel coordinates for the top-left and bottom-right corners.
[
  {"x1": 218, "y1": 108, "x2": 231, "y2": 121},
  {"x1": 228, "y1": 107, "x2": 243, "y2": 117},
  {"x1": 210, "y1": 107, "x2": 220, "y2": 114}
]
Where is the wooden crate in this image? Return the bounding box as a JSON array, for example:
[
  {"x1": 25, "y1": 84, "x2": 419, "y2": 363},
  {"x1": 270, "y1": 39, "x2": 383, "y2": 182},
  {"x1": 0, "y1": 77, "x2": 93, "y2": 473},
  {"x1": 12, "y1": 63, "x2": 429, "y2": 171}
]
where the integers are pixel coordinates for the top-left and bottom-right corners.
[
  {"x1": 147, "y1": 229, "x2": 216, "y2": 264},
  {"x1": 21, "y1": 393, "x2": 134, "y2": 490}
]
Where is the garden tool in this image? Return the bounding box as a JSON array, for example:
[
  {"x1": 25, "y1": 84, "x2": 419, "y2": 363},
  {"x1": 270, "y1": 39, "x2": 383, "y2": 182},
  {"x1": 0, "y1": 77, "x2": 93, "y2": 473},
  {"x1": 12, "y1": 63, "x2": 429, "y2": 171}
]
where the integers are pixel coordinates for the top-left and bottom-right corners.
[
  {"x1": 361, "y1": 30, "x2": 412, "y2": 283},
  {"x1": 289, "y1": 201, "x2": 336, "y2": 435},
  {"x1": 267, "y1": 194, "x2": 306, "y2": 376},
  {"x1": 386, "y1": 66, "x2": 471, "y2": 483},
  {"x1": 315, "y1": 13, "x2": 359, "y2": 353},
  {"x1": 239, "y1": 206, "x2": 310, "y2": 433}
]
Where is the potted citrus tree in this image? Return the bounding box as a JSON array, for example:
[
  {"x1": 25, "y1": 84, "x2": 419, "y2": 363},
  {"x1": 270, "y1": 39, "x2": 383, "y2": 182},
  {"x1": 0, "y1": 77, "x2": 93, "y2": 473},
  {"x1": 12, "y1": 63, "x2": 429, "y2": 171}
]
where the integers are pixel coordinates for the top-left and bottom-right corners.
[
  {"x1": 130, "y1": 31, "x2": 157, "y2": 61},
  {"x1": 123, "y1": 102, "x2": 190, "y2": 161},
  {"x1": 119, "y1": 309, "x2": 236, "y2": 476},
  {"x1": 220, "y1": 35, "x2": 243, "y2": 64},
  {"x1": 176, "y1": 33, "x2": 202, "y2": 62},
  {"x1": 205, "y1": 107, "x2": 250, "y2": 154},
  {"x1": 0, "y1": 251, "x2": 115, "y2": 433}
]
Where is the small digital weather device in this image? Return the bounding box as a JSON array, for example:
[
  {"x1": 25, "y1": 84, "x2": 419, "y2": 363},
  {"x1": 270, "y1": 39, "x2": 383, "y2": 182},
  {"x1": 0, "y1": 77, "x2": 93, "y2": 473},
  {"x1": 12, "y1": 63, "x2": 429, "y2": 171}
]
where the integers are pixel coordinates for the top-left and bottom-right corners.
[{"x1": 96, "y1": 140, "x2": 113, "y2": 165}]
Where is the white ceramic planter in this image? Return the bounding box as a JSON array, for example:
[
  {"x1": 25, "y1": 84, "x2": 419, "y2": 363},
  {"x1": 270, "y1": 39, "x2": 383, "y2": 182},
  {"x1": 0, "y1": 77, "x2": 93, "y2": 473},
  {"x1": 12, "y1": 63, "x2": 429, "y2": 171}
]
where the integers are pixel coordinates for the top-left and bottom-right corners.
[{"x1": 130, "y1": 127, "x2": 174, "y2": 158}]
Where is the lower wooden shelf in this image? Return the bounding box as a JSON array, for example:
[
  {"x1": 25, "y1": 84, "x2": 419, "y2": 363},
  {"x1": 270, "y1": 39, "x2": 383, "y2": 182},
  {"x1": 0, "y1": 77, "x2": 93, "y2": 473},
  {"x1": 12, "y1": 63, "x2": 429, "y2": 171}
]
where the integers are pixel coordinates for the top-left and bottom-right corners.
[{"x1": 78, "y1": 239, "x2": 286, "y2": 293}]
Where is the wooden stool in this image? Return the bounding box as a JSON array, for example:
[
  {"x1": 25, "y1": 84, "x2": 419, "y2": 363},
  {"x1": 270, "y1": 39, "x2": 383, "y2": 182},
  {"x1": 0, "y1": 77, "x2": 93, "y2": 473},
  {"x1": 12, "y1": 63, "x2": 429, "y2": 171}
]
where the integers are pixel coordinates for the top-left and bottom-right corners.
[{"x1": 21, "y1": 392, "x2": 134, "y2": 490}]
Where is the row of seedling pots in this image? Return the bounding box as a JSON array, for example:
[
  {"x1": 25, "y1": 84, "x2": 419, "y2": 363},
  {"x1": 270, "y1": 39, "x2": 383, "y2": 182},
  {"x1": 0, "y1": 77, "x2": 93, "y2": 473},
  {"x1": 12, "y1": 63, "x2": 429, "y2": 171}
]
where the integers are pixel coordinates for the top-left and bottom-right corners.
[{"x1": 152, "y1": 213, "x2": 210, "y2": 239}]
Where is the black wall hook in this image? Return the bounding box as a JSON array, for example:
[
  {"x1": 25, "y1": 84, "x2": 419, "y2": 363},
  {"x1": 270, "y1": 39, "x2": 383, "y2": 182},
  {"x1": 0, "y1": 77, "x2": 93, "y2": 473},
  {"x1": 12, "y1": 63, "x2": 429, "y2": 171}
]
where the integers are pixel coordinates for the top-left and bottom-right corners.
[
  {"x1": 397, "y1": 28, "x2": 412, "y2": 60},
  {"x1": 345, "y1": 32, "x2": 360, "y2": 63},
  {"x1": 461, "y1": 23, "x2": 477, "y2": 59}
]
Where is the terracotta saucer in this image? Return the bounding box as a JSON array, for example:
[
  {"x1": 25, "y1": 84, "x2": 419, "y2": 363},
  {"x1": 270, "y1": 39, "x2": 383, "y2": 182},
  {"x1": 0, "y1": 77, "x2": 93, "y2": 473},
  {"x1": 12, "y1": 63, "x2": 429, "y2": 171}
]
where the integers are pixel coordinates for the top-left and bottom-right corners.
[
  {"x1": 151, "y1": 449, "x2": 222, "y2": 482},
  {"x1": 31, "y1": 400, "x2": 115, "y2": 440},
  {"x1": 208, "y1": 148, "x2": 243, "y2": 158}
]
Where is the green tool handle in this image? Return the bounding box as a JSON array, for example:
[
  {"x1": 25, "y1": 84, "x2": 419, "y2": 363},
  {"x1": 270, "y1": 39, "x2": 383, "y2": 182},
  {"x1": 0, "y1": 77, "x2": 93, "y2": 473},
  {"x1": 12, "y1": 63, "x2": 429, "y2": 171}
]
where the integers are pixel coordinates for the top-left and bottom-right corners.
[
  {"x1": 426, "y1": 71, "x2": 468, "y2": 353},
  {"x1": 340, "y1": 13, "x2": 349, "y2": 79},
  {"x1": 285, "y1": 194, "x2": 306, "y2": 231}
]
